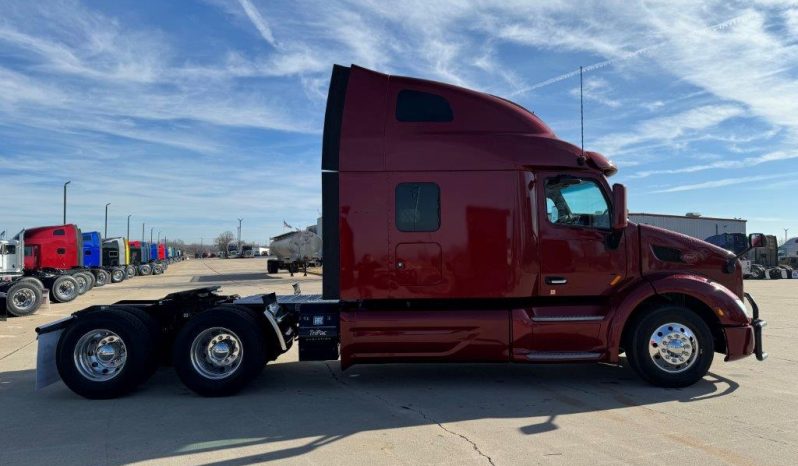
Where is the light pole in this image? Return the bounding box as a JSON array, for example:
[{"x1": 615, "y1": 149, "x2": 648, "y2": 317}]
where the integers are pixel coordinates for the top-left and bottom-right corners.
[
  {"x1": 157, "y1": 230, "x2": 161, "y2": 244},
  {"x1": 237, "y1": 218, "x2": 243, "y2": 252},
  {"x1": 63, "y1": 181, "x2": 71, "y2": 224},
  {"x1": 127, "y1": 214, "x2": 132, "y2": 240},
  {"x1": 150, "y1": 227, "x2": 154, "y2": 243},
  {"x1": 786, "y1": 228, "x2": 790, "y2": 244},
  {"x1": 104, "y1": 203, "x2": 111, "y2": 238},
  {"x1": 141, "y1": 222, "x2": 145, "y2": 243}
]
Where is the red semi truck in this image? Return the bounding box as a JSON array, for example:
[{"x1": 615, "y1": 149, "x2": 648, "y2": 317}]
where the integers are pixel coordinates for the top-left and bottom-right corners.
[
  {"x1": 35, "y1": 65, "x2": 766, "y2": 399},
  {"x1": 20, "y1": 224, "x2": 98, "y2": 303}
]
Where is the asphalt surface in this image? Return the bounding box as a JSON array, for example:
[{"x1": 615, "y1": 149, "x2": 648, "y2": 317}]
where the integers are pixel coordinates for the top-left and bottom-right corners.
[{"x1": 1, "y1": 258, "x2": 796, "y2": 465}]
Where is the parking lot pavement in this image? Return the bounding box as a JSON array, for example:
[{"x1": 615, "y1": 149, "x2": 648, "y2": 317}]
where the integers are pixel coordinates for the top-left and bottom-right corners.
[{"x1": 1, "y1": 260, "x2": 797, "y2": 465}]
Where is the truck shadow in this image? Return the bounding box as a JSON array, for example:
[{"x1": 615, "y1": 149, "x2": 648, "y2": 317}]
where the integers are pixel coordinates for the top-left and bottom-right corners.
[{"x1": 0, "y1": 361, "x2": 738, "y2": 465}]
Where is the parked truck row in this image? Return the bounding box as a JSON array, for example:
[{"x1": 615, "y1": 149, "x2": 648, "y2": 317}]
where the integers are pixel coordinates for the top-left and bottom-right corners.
[
  {"x1": 705, "y1": 233, "x2": 797, "y2": 279},
  {"x1": 35, "y1": 64, "x2": 766, "y2": 399},
  {"x1": 1, "y1": 224, "x2": 185, "y2": 317}
]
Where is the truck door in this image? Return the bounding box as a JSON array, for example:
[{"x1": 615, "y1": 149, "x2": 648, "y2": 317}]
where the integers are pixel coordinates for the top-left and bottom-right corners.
[{"x1": 537, "y1": 173, "x2": 626, "y2": 297}]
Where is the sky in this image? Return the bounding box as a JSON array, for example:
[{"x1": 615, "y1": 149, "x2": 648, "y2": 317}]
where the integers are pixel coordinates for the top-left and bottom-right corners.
[{"x1": 1, "y1": 0, "x2": 797, "y2": 244}]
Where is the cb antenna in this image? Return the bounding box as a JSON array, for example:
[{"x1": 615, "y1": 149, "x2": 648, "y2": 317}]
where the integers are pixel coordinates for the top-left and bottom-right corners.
[{"x1": 580, "y1": 65, "x2": 584, "y2": 157}]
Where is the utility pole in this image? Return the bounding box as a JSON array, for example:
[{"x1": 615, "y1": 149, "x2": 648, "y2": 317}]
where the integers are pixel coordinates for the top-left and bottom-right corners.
[
  {"x1": 142, "y1": 222, "x2": 145, "y2": 243},
  {"x1": 157, "y1": 230, "x2": 161, "y2": 244},
  {"x1": 63, "y1": 181, "x2": 71, "y2": 224},
  {"x1": 150, "y1": 227, "x2": 154, "y2": 243},
  {"x1": 785, "y1": 228, "x2": 790, "y2": 244},
  {"x1": 104, "y1": 203, "x2": 111, "y2": 238},
  {"x1": 237, "y1": 218, "x2": 243, "y2": 253},
  {"x1": 127, "y1": 214, "x2": 132, "y2": 240}
]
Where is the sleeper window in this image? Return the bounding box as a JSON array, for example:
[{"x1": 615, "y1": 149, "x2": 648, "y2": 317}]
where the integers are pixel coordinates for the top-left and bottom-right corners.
[
  {"x1": 545, "y1": 177, "x2": 610, "y2": 229},
  {"x1": 396, "y1": 183, "x2": 440, "y2": 232},
  {"x1": 396, "y1": 90, "x2": 453, "y2": 122}
]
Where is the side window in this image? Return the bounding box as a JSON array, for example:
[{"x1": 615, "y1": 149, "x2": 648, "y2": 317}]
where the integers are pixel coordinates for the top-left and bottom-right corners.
[
  {"x1": 53, "y1": 229, "x2": 65, "y2": 236},
  {"x1": 396, "y1": 90, "x2": 453, "y2": 122},
  {"x1": 545, "y1": 177, "x2": 610, "y2": 229},
  {"x1": 2, "y1": 245, "x2": 15, "y2": 254},
  {"x1": 396, "y1": 182, "x2": 440, "y2": 232}
]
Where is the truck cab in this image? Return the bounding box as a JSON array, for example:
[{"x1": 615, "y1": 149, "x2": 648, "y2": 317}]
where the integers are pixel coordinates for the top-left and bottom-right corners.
[
  {"x1": 0, "y1": 238, "x2": 23, "y2": 280},
  {"x1": 1, "y1": 237, "x2": 45, "y2": 317},
  {"x1": 17, "y1": 224, "x2": 94, "y2": 303}
]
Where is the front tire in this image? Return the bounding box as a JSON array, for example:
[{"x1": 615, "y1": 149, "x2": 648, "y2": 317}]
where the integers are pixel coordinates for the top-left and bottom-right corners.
[
  {"x1": 126, "y1": 265, "x2": 137, "y2": 279},
  {"x1": 139, "y1": 264, "x2": 152, "y2": 276},
  {"x1": 626, "y1": 306, "x2": 714, "y2": 388},
  {"x1": 51, "y1": 275, "x2": 79, "y2": 303},
  {"x1": 56, "y1": 309, "x2": 154, "y2": 399},
  {"x1": 6, "y1": 281, "x2": 43, "y2": 317},
  {"x1": 172, "y1": 307, "x2": 267, "y2": 397}
]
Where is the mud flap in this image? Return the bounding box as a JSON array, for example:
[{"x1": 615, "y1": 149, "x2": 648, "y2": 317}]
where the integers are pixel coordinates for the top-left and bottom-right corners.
[{"x1": 36, "y1": 329, "x2": 63, "y2": 390}]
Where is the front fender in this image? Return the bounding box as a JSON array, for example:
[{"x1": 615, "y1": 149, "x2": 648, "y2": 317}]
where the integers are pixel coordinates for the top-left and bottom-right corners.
[
  {"x1": 649, "y1": 274, "x2": 749, "y2": 326},
  {"x1": 606, "y1": 274, "x2": 749, "y2": 362}
]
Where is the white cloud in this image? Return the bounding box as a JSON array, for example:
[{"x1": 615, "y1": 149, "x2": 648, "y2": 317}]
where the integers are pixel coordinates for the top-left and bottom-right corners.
[
  {"x1": 631, "y1": 150, "x2": 798, "y2": 178},
  {"x1": 594, "y1": 104, "x2": 744, "y2": 154},
  {"x1": 237, "y1": 0, "x2": 277, "y2": 47},
  {"x1": 652, "y1": 172, "x2": 798, "y2": 193}
]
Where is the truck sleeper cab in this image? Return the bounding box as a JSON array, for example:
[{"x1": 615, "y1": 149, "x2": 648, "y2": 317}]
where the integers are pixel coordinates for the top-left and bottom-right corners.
[
  {"x1": 102, "y1": 238, "x2": 132, "y2": 282},
  {"x1": 82, "y1": 232, "x2": 128, "y2": 286},
  {"x1": 21, "y1": 224, "x2": 96, "y2": 303},
  {"x1": 35, "y1": 65, "x2": 766, "y2": 399}
]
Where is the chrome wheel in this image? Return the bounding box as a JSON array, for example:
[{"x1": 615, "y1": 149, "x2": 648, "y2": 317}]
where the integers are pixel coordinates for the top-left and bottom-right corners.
[
  {"x1": 649, "y1": 322, "x2": 698, "y2": 373},
  {"x1": 112, "y1": 270, "x2": 124, "y2": 281},
  {"x1": 73, "y1": 329, "x2": 128, "y2": 381},
  {"x1": 57, "y1": 280, "x2": 76, "y2": 298},
  {"x1": 190, "y1": 327, "x2": 244, "y2": 380},
  {"x1": 75, "y1": 275, "x2": 88, "y2": 294},
  {"x1": 12, "y1": 288, "x2": 36, "y2": 312}
]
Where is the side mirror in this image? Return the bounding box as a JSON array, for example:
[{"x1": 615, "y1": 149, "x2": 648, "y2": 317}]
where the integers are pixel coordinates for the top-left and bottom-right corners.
[
  {"x1": 612, "y1": 183, "x2": 628, "y2": 230},
  {"x1": 749, "y1": 233, "x2": 765, "y2": 248}
]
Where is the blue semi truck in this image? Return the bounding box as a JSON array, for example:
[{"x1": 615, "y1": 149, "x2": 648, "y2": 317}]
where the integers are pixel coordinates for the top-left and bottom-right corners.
[{"x1": 82, "y1": 232, "x2": 128, "y2": 285}]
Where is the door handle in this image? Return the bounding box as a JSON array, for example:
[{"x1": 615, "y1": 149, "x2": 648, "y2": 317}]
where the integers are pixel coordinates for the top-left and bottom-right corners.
[{"x1": 546, "y1": 276, "x2": 568, "y2": 285}]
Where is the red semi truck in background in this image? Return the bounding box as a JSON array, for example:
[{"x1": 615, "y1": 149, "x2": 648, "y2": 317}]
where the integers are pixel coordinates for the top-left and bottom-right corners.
[
  {"x1": 21, "y1": 224, "x2": 97, "y2": 303},
  {"x1": 35, "y1": 65, "x2": 766, "y2": 399}
]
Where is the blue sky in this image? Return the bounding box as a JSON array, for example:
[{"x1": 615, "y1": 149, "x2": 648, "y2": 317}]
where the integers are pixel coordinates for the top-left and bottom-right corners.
[{"x1": 1, "y1": 0, "x2": 797, "y2": 244}]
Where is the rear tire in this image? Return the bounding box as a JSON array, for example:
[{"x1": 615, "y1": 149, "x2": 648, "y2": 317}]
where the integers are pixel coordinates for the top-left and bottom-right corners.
[
  {"x1": 126, "y1": 265, "x2": 137, "y2": 279},
  {"x1": 56, "y1": 309, "x2": 154, "y2": 399},
  {"x1": 51, "y1": 275, "x2": 79, "y2": 303},
  {"x1": 108, "y1": 305, "x2": 162, "y2": 379},
  {"x1": 83, "y1": 272, "x2": 96, "y2": 290},
  {"x1": 152, "y1": 264, "x2": 164, "y2": 275},
  {"x1": 5, "y1": 281, "x2": 43, "y2": 317},
  {"x1": 93, "y1": 269, "x2": 110, "y2": 287},
  {"x1": 17, "y1": 277, "x2": 44, "y2": 290},
  {"x1": 110, "y1": 268, "x2": 125, "y2": 283},
  {"x1": 172, "y1": 307, "x2": 267, "y2": 397},
  {"x1": 73, "y1": 273, "x2": 89, "y2": 295},
  {"x1": 267, "y1": 261, "x2": 279, "y2": 274},
  {"x1": 626, "y1": 306, "x2": 714, "y2": 388},
  {"x1": 139, "y1": 264, "x2": 152, "y2": 276}
]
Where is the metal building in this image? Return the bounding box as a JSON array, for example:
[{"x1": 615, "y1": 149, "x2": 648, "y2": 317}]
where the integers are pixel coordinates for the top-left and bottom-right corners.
[{"x1": 629, "y1": 212, "x2": 746, "y2": 241}]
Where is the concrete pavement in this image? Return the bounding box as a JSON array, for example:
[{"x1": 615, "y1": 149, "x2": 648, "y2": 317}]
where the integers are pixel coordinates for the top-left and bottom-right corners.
[{"x1": 1, "y1": 258, "x2": 796, "y2": 465}]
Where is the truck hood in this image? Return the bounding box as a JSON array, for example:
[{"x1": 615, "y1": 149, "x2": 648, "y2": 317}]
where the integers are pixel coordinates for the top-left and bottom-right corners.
[{"x1": 638, "y1": 224, "x2": 743, "y2": 297}]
